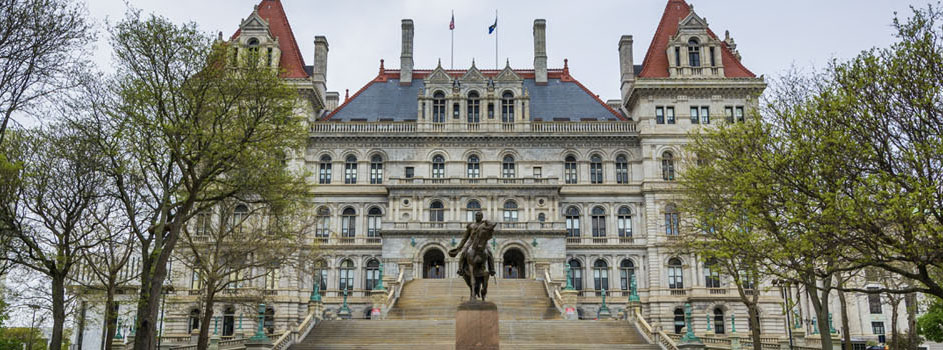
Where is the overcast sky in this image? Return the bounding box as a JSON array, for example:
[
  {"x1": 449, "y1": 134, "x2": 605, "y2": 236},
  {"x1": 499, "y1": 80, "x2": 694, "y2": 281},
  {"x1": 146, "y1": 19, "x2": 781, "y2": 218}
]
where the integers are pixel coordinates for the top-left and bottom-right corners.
[{"x1": 83, "y1": 0, "x2": 934, "y2": 101}]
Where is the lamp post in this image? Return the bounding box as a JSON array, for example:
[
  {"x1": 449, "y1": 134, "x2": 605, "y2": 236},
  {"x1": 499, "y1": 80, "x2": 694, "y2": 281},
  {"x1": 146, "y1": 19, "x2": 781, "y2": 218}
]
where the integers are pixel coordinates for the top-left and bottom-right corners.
[
  {"x1": 774, "y1": 279, "x2": 795, "y2": 350},
  {"x1": 27, "y1": 304, "x2": 40, "y2": 350}
]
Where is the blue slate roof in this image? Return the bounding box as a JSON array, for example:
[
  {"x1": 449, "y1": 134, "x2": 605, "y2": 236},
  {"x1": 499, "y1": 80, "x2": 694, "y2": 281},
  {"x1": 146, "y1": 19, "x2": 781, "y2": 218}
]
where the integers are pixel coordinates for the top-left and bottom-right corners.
[{"x1": 326, "y1": 74, "x2": 622, "y2": 122}]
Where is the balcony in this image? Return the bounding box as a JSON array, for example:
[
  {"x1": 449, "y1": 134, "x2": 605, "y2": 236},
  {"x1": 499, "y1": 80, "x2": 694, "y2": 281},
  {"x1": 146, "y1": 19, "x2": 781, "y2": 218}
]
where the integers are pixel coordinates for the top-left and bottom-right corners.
[
  {"x1": 312, "y1": 236, "x2": 383, "y2": 247},
  {"x1": 380, "y1": 221, "x2": 567, "y2": 236},
  {"x1": 565, "y1": 236, "x2": 645, "y2": 246},
  {"x1": 309, "y1": 120, "x2": 638, "y2": 135},
  {"x1": 388, "y1": 176, "x2": 559, "y2": 186}
]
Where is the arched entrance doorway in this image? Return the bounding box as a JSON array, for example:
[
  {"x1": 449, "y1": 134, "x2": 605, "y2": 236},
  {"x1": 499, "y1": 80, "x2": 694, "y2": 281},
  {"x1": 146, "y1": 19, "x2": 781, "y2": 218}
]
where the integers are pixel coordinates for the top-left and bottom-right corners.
[
  {"x1": 502, "y1": 248, "x2": 525, "y2": 279},
  {"x1": 423, "y1": 249, "x2": 446, "y2": 279}
]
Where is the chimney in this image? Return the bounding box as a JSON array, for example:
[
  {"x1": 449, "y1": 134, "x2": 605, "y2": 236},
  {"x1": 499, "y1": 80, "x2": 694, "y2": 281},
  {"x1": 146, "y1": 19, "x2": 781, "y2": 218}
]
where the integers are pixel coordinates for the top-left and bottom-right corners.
[
  {"x1": 618, "y1": 35, "x2": 634, "y2": 99},
  {"x1": 313, "y1": 36, "x2": 329, "y2": 97},
  {"x1": 325, "y1": 91, "x2": 339, "y2": 110},
  {"x1": 533, "y1": 19, "x2": 548, "y2": 85},
  {"x1": 400, "y1": 19, "x2": 414, "y2": 85}
]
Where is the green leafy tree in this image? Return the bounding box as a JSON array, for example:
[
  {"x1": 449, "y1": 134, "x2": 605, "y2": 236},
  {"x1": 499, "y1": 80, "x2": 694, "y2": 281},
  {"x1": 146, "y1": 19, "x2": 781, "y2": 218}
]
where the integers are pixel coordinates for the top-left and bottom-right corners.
[
  {"x1": 74, "y1": 10, "x2": 308, "y2": 350},
  {"x1": 917, "y1": 297, "x2": 943, "y2": 342}
]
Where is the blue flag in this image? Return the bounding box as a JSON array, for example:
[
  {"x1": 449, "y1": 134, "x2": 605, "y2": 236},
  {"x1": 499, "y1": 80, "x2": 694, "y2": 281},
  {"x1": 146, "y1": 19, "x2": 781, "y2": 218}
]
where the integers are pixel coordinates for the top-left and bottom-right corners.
[{"x1": 488, "y1": 17, "x2": 497, "y2": 34}]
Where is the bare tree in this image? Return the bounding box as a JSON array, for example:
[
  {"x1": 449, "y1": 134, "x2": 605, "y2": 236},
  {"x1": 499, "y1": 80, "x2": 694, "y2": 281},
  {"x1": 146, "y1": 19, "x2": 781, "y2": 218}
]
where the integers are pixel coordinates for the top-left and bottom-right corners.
[
  {"x1": 0, "y1": 0, "x2": 93, "y2": 145},
  {"x1": 0, "y1": 120, "x2": 108, "y2": 350}
]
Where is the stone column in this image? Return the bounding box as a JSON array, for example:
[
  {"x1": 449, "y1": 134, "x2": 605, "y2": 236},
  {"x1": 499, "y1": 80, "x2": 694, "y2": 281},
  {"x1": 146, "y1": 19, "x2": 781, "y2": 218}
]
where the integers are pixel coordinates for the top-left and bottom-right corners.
[{"x1": 560, "y1": 289, "x2": 579, "y2": 320}]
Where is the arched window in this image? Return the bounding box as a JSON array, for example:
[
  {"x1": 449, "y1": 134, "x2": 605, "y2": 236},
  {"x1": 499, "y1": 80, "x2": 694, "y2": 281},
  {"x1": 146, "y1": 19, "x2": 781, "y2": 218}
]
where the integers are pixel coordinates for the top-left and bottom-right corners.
[
  {"x1": 662, "y1": 152, "x2": 675, "y2": 181},
  {"x1": 466, "y1": 155, "x2": 480, "y2": 178},
  {"x1": 501, "y1": 92, "x2": 515, "y2": 123},
  {"x1": 688, "y1": 38, "x2": 700, "y2": 67},
  {"x1": 568, "y1": 259, "x2": 583, "y2": 291},
  {"x1": 501, "y1": 155, "x2": 515, "y2": 178},
  {"x1": 189, "y1": 309, "x2": 201, "y2": 332},
  {"x1": 620, "y1": 259, "x2": 635, "y2": 291},
  {"x1": 338, "y1": 259, "x2": 354, "y2": 291},
  {"x1": 714, "y1": 308, "x2": 725, "y2": 334},
  {"x1": 341, "y1": 208, "x2": 356, "y2": 237},
  {"x1": 319, "y1": 155, "x2": 332, "y2": 184},
  {"x1": 247, "y1": 38, "x2": 260, "y2": 52},
  {"x1": 344, "y1": 155, "x2": 358, "y2": 184},
  {"x1": 592, "y1": 259, "x2": 609, "y2": 295},
  {"x1": 668, "y1": 258, "x2": 684, "y2": 289},
  {"x1": 704, "y1": 258, "x2": 721, "y2": 288},
  {"x1": 232, "y1": 204, "x2": 249, "y2": 232},
  {"x1": 264, "y1": 307, "x2": 275, "y2": 334},
  {"x1": 537, "y1": 213, "x2": 546, "y2": 222},
  {"x1": 431, "y1": 155, "x2": 446, "y2": 179},
  {"x1": 590, "y1": 154, "x2": 603, "y2": 184},
  {"x1": 370, "y1": 155, "x2": 383, "y2": 184},
  {"x1": 315, "y1": 207, "x2": 330, "y2": 238},
  {"x1": 467, "y1": 91, "x2": 480, "y2": 124},
  {"x1": 503, "y1": 200, "x2": 519, "y2": 222},
  {"x1": 194, "y1": 211, "x2": 211, "y2": 236},
  {"x1": 674, "y1": 308, "x2": 686, "y2": 334},
  {"x1": 432, "y1": 92, "x2": 446, "y2": 123},
  {"x1": 429, "y1": 200, "x2": 444, "y2": 223},
  {"x1": 367, "y1": 207, "x2": 382, "y2": 237},
  {"x1": 665, "y1": 204, "x2": 680, "y2": 236},
  {"x1": 466, "y1": 200, "x2": 481, "y2": 222},
  {"x1": 565, "y1": 207, "x2": 581, "y2": 237},
  {"x1": 591, "y1": 206, "x2": 606, "y2": 237},
  {"x1": 364, "y1": 259, "x2": 380, "y2": 290},
  {"x1": 313, "y1": 260, "x2": 328, "y2": 290},
  {"x1": 617, "y1": 206, "x2": 632, "y2": 238},
  {"x1": 615, "y1": 155, "x2": 629, "y2": 184},
  {"x1": 564, "y1": 155, "x2": 578, "y2": 184}
]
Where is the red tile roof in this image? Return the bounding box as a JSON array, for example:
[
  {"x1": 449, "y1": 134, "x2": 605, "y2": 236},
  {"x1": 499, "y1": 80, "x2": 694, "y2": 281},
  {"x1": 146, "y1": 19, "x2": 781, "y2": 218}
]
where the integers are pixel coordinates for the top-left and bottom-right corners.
[
  {"x1": 231, "y1": 0, "x2": 308, "y2": 79},
  {"x1": 638, "y1": 0, "x2": 755, "y2": 78}
]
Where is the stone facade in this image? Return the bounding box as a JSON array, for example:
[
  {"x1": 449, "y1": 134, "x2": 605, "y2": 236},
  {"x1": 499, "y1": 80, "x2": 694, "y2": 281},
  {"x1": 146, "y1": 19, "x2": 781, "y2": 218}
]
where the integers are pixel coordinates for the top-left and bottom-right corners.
[{"x1": 69, "y1": 1, "x2": 939, "y2": 350}]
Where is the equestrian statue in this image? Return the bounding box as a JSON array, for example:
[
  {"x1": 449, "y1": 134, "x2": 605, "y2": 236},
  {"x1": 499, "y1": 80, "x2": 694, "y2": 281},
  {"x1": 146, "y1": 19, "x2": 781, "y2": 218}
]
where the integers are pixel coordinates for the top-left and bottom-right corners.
[{"x1": 448, "y1": 211, "x2": 496, "y2": 301}]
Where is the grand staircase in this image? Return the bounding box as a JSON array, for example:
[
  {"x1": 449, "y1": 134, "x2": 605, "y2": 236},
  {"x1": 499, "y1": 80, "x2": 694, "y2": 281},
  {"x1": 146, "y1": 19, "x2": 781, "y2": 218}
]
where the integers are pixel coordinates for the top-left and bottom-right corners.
[{"x1": 293, "y1": 278, "x2": 659, "y2": 350}]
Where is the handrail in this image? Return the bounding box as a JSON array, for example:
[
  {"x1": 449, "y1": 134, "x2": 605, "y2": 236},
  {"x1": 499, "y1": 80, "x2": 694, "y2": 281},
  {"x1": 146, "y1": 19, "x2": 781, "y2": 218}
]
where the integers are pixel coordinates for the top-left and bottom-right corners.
[
  {"x1": 382, "y1": 269, "x2": 406, "y2": 314},
  {"x1": 635, "y1": 308, "x2": 679, "y2": 350},
  {"x1": 542, "y1": 268, "x2": 565, "y2": 315},
  {"x1": 270, "y1": 308, "x2": 320, "y2": 350}
]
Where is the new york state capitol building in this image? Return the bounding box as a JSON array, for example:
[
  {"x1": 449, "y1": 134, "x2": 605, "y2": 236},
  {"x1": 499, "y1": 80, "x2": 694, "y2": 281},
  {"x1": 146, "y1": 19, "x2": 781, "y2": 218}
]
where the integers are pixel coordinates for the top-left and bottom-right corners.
[{"x1": 73, "y1": 0, "x2": 917, "y2": 349}]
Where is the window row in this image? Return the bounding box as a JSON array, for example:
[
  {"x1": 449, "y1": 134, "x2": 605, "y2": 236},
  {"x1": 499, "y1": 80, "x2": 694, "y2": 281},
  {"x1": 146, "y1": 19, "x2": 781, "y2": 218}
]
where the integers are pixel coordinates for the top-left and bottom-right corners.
[
  {"x1": 655, "y1": 105, "x2": 746, "y2": 125},
  {"x1": 563, "y1": 206, "x2": 634, "y2": 238},
  {"x1": 188, "y1": 306, "x2": 275, "y2": 336},
  {"x1": 566, "y1": 259, "x2": 637, "y2": 295},
  {"x1": 430, "y1": 91, "x2": 516, "y2": 123},
  {"x1": 312, "y1": 259, "x2": 382, "y2": 292},
  {"x1": 318, "y1": 155, "x2": 385, "y2": 184},
  {"x1": 315, "y1": 207, "x2": 383, "y2": 238}
]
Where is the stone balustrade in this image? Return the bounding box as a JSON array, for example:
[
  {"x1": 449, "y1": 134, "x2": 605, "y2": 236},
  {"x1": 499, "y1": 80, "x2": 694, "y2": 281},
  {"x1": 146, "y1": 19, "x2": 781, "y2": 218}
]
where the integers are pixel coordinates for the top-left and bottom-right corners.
[
  {"x1": 387, "y1": 176, "x2": 560, "y2": 186},
  {"x1": 309, "y1": 120, "x2": 638, "y2": 135}
]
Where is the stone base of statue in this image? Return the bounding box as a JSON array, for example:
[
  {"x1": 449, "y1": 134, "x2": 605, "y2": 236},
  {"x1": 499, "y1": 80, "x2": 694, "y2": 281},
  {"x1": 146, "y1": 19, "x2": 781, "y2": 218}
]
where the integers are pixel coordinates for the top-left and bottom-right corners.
[
  {"x1": 455, "y1": 301, "x2": 499, "y2": 350},
  {"x1": 678, "y1": 342, "x2": 706, "y2": 350},
  {"x1": 245, "y1": 334, "x2": 272, "y2": 350}
]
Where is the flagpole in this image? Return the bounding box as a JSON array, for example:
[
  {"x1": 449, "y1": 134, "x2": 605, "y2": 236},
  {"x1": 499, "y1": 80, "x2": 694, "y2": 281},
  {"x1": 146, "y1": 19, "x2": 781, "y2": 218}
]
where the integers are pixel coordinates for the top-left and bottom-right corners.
[
  {"x1": 495, "y1": 9, "x2": 498, "y2": 69},
  {"x1": 450, "y1": 10, "x2": 454, "y2": 69}
]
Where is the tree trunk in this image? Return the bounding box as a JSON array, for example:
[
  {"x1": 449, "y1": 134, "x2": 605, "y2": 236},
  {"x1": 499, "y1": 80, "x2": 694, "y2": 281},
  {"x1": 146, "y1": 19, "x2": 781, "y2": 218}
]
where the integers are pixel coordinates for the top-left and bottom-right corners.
[
  {"x1": 806, "y1": 275, "x2": 833, "y2": 349},
  {"x1": 747, "y1": 303, "x2": 762, "y2": 350},
  {"x1": 890, "y1": 296, "x2": 899, "y2": 350},
  {"x1": 103, "y1": 288, "x2": 117, "y2": 350},
  {"x1": 77, "y1": 300, "x2": 87, "y2": 350},
  {"x1": 51, "y1": 273, "x2": 67, "y2": 350},
  {"x1": 197, "y1": 280, "x2": 218, "y2": 350},
  {"x1": 906, "y1": 292, "x2": 918, "y2": 347},
  {"x1": 132, "y1": 238, "x2": 175, "y2": 350},
  {"x1": 838, "y1": 286, "x2": 851, "y2": 350}
]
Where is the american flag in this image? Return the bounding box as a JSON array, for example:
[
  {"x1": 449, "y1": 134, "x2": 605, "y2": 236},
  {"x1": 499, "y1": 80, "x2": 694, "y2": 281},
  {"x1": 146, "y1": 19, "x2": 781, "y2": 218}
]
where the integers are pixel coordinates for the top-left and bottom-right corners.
[{"x1": 449, "y1": 13, "x2": 455, "y2": 30}]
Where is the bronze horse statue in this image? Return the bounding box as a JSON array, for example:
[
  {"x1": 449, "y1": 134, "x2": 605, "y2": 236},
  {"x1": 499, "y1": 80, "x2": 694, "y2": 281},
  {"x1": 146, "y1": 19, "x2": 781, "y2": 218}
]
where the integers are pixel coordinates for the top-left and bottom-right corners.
[{"x1": 448, "y1": 211, "x2": 496, "y2": 301}]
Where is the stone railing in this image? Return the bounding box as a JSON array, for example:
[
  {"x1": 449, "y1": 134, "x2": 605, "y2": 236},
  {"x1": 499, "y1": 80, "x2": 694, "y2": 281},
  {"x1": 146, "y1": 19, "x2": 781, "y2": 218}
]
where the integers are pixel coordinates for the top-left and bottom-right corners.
[
  {"x1": 565, "y1": 236, "x2": 645, "y2": 246},
  {"x1": 382, "y1": 269, "x2": 406, "y2": 314},
  {"x1": 635, "y1": 308, "x2": 680, "y2": 350},
  {"x1": 542, "y1": 268, "x2": 565, "y2": 315},
  {"x1": 169, "y1": 337, "x2": 249, "y2": 350},
  {"x1": 387, "y1": 176, "x2": 559, "y2": 186},
  {"x1": 311, "y1": 236, "x2": 382, "y2": 246},
  {"x1": 664, "y1": 333, "x2": 818, "y2": 350},
  {"x1": 382, "y1": 221, "x2": 566, "y2": 231},
  {"x1": 270, "y1": 310, "x2": 319, "y2": 350},
  {"x1": 310, "y1": 121, "x2": 638, "y2": 135}
]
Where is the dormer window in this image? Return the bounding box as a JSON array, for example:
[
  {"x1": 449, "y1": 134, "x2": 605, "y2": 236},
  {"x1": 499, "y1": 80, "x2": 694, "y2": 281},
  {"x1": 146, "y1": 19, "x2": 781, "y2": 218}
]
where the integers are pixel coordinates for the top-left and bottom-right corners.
[
  {"x1": 432, "y1": 92, "x2": 446, "y2": 123},
  {"x1": 467, "y1": 91, "x2": 480, "y2": 124},
  {"x1": 247, "y1": 37, "x2": 260, "y2": 53},
  {"x1": 501, "y1": 92, "x2": 515, "y2": 123},
  {"x1": 688, "y1": 38, "x2": 700, "y2": 67}
]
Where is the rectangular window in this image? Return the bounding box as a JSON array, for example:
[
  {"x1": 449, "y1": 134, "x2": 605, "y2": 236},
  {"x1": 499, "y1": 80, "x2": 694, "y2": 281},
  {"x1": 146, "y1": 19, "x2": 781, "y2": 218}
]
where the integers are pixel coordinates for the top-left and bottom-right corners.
[
  {"x1": 319, "y1": 163, "x2": 331, "y2": 184},
  {"x1": 868, "y1": 287, "x2": 882, "y2": 314},
  {"x1": 674, "y1": 47, "x2": 681, "y2": 67},
  {"x1": 736, "y1": 106, "x2": 745, "y2": 122},
  {"x1": 488, "y1": 103, "x2": 494, "y2": 119},
  {"x1": 344, "y1": 163, "x2": 357, "y2": 184},
  {"x1": 701, "y1": 107, "x2": 710, "y2": 124},
  {"x1": 452, "y1": 103, "x2": 460, "y2": 119},
  {"x1": 404, "y1": 167, "x2": 414, "y2": 178},
  {"x1": 533, "y1": 167, "x2": 542, "y2": 178},
  {"x1": 709, "y1": 47, "x2": 716, "y2": 66},
  {"x1": 656, "y1": 107, "x2": 665, "y2": 124},
  {"x1": 666, "y1": 107, "x2": 675, "y2": 124},
  {"x1": 725, "y1": 106, "x2": 734, "y2": 123},
  {"x1": 370, "y1": 163, "x2": 383, "y2": 184},
  {"x1": 690, "y1": 106, "x2": 699, "y2": 124},
  {"x1": 872, "y1": 322, "x2": 885, "y2": 343}
]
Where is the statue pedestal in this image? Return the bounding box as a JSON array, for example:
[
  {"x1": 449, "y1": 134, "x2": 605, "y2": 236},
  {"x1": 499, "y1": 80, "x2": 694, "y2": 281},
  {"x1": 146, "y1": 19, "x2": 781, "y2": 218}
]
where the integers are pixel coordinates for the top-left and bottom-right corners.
[{"x1": 455, "y1": 301, "x2": 499, "y2": 350}]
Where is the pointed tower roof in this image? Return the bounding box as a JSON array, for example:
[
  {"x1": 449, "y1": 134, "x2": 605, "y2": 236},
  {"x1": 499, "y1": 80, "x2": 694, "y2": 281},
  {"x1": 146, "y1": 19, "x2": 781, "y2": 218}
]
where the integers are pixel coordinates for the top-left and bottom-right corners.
[
  {"x1": 638, "y1": 0, "x2": 754, "y2": 78},
  {"x1": 231, "y1": 0, "x2": 308, "y2": 79}
]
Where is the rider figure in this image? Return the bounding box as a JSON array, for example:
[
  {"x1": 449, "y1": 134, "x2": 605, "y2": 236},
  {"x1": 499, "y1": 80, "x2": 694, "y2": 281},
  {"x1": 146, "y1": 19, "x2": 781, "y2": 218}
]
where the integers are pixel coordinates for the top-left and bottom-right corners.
[{"x1": 448, "y1": 211, "x2": 496, "y2": 277}]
